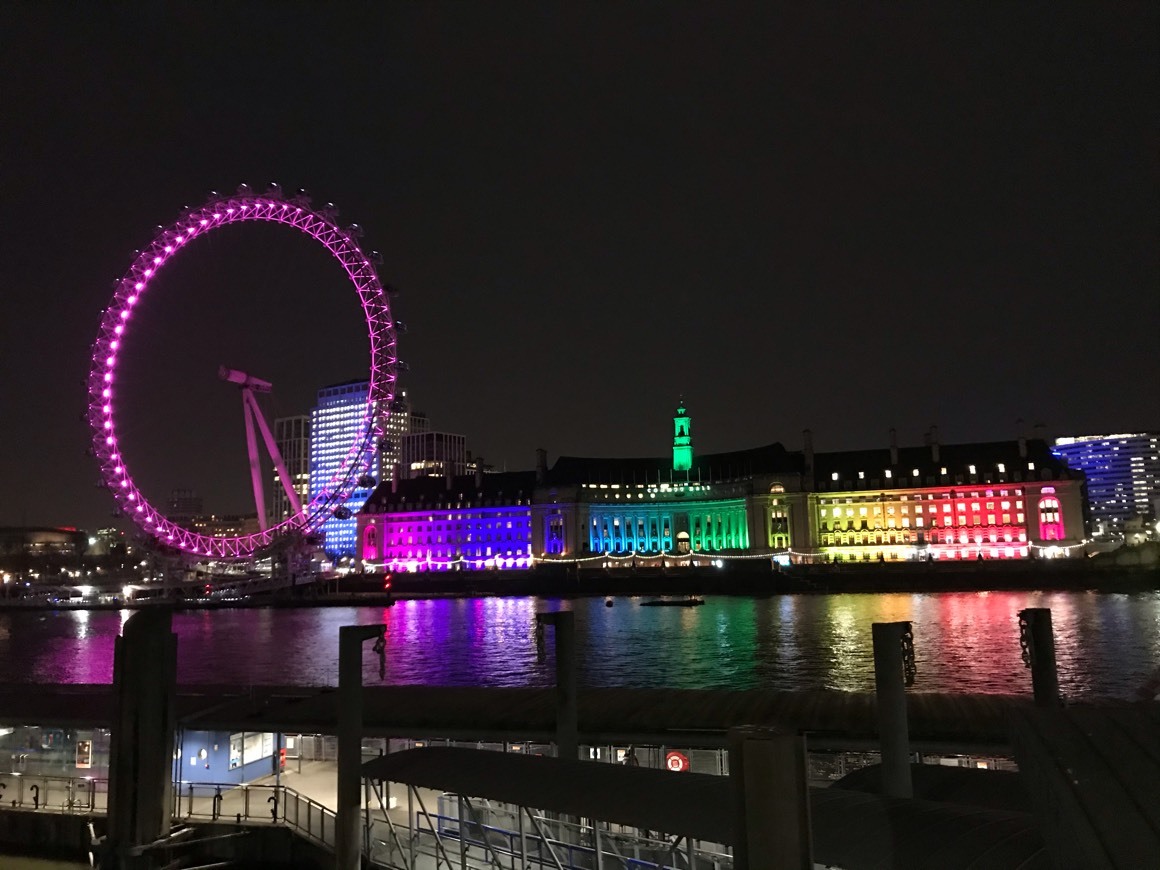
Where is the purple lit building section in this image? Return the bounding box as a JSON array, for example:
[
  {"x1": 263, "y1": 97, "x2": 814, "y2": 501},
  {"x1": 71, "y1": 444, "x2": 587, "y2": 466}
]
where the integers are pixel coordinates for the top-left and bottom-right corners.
[
  {"x1": 362, "y1": 505, "x2": 533, "y2": 571},
  {"x1": 359, "y1": 471, "x2": 538, "y2": 571},
  {"x1": 86, "y1": 186, "x2": 397, "y2": 560}
]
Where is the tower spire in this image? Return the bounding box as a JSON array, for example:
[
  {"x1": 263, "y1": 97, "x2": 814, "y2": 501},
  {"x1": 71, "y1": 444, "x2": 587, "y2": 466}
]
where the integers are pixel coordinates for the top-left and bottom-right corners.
[{"x1": 672, "y1": 399, "x2": 692, "y2": 473}]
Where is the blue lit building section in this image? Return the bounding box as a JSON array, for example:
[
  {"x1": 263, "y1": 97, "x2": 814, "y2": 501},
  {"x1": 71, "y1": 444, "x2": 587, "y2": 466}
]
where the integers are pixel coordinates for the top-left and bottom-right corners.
[{"x1": 310, "y1": 380, "x2": 378, "y2": 558}]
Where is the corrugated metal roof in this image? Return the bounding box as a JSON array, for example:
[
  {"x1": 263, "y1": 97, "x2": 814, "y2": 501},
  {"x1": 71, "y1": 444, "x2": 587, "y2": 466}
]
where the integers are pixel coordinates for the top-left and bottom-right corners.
[
  {"x1": 1010, "y1": 704, "x2": 1160, "y2": 869},
  {"x1": 363, "y1": 746, "x2": 1050, "y2": 869}
]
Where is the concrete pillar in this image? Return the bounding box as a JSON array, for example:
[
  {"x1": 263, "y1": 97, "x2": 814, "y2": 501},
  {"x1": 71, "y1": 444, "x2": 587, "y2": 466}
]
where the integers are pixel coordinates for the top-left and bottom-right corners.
[
  {"x1": 728, "y1": 726, "x2": 812, "y2": 870},
  {"x1": 535, "y1": 611, "x2": 577, "y2": 760},
  {"x1": 104, "y1": 609, "x2": 177, "y2": 868},
  {"x1": 872, "y1": 621, "x2": 913, "y2": 798},
  {"x1": 335, "y1": 623, "x2": 386, "y2": 870},
  {"x1": 1019, "y1": 608, "x2": 1062, "y2": 706}
]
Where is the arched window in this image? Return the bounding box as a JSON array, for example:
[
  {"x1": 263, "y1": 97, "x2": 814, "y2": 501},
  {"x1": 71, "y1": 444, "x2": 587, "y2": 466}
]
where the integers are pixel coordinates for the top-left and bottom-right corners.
[
  {"x1": 1038, "y1": 496, "x2": 1064, "y2": 541},
  {"x1": 362, "y1": 524, "x2": 379, "y2": 561},
  {"x1": 769, "y1": 483, "x2": 786, "y2": 493}
]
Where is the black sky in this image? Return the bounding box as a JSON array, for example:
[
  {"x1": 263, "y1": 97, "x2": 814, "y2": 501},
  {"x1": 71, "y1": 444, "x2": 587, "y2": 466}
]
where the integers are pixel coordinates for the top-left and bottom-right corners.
[{"x1": 1, "y1": 3, "x2": 1156, "y2": 530}]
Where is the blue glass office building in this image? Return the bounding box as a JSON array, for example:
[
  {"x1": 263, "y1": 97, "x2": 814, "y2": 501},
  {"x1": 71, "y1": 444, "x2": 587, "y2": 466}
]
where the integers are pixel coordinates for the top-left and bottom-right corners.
[
  {"x1": 310, "y1": 380, "x2": 379, "y2": 558},
  {"x1": 1054, "y1": 433, "x2": 1160, "y2": 534}
]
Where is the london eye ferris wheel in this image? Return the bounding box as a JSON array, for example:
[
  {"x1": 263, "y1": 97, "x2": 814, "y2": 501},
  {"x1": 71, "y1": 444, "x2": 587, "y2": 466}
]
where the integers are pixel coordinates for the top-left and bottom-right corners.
[{"x1": 87, "y1": 184, "x2": 398, "y2": 560}]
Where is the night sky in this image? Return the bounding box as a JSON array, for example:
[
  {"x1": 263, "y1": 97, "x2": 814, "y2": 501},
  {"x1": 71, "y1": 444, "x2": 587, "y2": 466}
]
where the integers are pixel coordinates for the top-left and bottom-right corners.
[{"x1": 1, "y1": 4, "x2": 1155, "y2": 530}]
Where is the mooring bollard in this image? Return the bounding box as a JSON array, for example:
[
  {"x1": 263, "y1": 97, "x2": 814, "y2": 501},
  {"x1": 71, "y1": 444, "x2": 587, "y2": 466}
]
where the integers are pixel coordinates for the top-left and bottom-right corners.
[
  {"x1": 728, "y1": 726, "x2": 813, "y2": 870},
  {"x1": 872, "y1": 621, "x2": 914, "y2": 799},
  {"x1": 1018, "y1": 608, "x2": 1062, "y2": 706},
  {"x1": 536, "y1": 611, "x2": 578, "y2": 761}
]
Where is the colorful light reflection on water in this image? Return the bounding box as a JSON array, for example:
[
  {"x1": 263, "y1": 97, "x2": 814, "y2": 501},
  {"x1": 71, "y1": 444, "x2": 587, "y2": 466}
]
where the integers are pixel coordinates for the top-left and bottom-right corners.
[{"x1": 0, "y1": 592, "x2": 1156, "y2": 699}]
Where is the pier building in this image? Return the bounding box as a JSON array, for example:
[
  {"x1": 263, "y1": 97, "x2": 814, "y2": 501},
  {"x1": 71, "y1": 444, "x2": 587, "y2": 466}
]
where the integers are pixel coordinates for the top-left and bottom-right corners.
[{"x1": 358, "y1": 405, "x2": 1087, "y2": 571}]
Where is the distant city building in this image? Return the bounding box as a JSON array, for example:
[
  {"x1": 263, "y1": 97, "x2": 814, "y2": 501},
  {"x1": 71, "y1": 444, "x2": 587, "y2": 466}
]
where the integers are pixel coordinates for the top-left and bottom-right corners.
[
  {"x1": 1054, "y1": 433, "x2": 1160, "y2": 535},
  {"x1": 359, "y1": 406, "x2": 1088, "y2": 572},
  {"x1": 189, "y1": 514, "x2": 260, "y2": 538},
  {"x1": 165, "y1": 489, "x2": 203, "y2": 525},
  {"x1": 382, "y1": 389, "x2": 429, "y2": 482},
  {"x1": 402, "y1": 431, "x2": 469, "y2": 479},
  {"x1": 0, "y1": 527, "x2": 88, "y2": 565},
  {"x1": 271, "y1": 415, "x2": 310, "y2": 523},
  {"x1": 310, "y1": 380, "x2": 379, "y2": 558}
]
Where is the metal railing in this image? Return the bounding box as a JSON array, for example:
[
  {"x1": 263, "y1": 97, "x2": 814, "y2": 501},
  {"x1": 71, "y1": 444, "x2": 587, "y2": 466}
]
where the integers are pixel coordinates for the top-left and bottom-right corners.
[
  {"x1": 173, "y1": 781, "x2": 338, "y2": 851},
  {"x1": 0, "y1": 773, "x2": 105, "y2": 813},
  {"x1": 365, "y1": 790, "x2": 733, "y2": 870}
]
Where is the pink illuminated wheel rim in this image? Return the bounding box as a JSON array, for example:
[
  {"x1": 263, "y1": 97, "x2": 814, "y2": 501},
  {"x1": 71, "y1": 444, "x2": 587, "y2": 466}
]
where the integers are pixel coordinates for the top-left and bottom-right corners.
[{"x1": 87, "y1": 186, "x2": 398, "y2": 560}]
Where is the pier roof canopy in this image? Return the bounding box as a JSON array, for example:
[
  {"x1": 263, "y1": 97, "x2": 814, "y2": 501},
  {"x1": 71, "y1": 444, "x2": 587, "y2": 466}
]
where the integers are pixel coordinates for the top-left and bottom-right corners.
[{"x1": 363, "y1": 746, "x2": 1050, "y2": 869}]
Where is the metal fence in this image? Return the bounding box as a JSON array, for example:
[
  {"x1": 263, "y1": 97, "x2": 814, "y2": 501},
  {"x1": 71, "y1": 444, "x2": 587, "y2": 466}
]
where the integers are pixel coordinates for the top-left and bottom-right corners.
[
  {"x1": 0, "y1": 772, "x2": 105, "y2": 813},
  {"x1": 173, "y1": 780, "x2": 338, "y2": 851},
  {"x1": 365, "y1": 787, "x2": 733, "y2": 870}
]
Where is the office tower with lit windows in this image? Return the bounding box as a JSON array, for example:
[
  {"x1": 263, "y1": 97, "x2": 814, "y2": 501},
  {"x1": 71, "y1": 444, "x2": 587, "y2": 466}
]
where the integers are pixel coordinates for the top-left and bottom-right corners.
[
  {"x1": 309, "y1": 380, "x2": 379, "y2": 558},
  {"x1": 1054, "y1": 433, "x2": 1160, "y2": 535},
  {"x1": 271, "y1": 415, "x2": 311, "y2": 523},
  {"x1": 402, "y1": 431, "x2": 469, "y2": 479},
  {"x1": 382, "y1": 389, "x2": 430, "y2": 483}
]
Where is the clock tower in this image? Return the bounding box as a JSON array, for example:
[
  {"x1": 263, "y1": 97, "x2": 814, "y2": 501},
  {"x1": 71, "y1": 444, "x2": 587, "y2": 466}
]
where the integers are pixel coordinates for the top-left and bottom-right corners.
[{"x1": 672, "y1": 401, "x2": 692, "y2": 472}]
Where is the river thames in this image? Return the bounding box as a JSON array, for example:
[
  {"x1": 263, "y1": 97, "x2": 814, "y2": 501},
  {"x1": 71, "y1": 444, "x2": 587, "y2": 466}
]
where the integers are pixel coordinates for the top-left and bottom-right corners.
[{"x1": 0, "y1": 591, "x2": 1157, "y2": 699}]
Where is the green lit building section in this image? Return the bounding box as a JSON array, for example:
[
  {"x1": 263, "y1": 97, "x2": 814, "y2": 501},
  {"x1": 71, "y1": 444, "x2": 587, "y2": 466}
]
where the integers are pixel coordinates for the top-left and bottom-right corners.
[
  {"x1": 588, "y1": 496, "x2": 749, "y2": 554},
  {"x1": 673, "y1": 402, "x2": 692, "y2": 472}
]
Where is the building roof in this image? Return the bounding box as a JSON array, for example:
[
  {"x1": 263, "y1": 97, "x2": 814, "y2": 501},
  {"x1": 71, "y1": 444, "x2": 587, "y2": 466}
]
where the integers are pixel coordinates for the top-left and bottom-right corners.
[
  {"x1": 812, "y1": 439, "x2": 1079, "y2": 491},
  {"x1": 363, "y1": 470, "x2": 539, "y2": 513},
  {"x1": 546, "y1": 442, "x2": 803, "y2": 486},
  {"x1": 363, "y1": 746, "x2": 1049, "y2": 868}
]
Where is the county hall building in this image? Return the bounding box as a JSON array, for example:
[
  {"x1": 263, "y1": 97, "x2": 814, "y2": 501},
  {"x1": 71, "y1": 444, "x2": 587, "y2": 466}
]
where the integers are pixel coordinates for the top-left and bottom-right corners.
[{"x1": 357, "y1": 404, "x2": 1087, "y2": 571}]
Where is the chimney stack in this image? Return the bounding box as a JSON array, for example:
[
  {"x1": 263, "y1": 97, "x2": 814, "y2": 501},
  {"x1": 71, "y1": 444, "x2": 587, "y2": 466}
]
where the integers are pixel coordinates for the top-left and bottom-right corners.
[
  {"x1": 929, "y1": 425, "x2": 940, "y2": 463},
  {"x1": 1033, "y1": 422, "x2": 1046, "y2": 443},
  {"x1": 889, "y1": 428, "x2": 898, "y2": 466},
  {"x1": 475, "y1": 456, "x2": 485, "y2": 489},
  {"x1": 535, "y1": 448, "x2": 548, "y2": 485},
  {"x1": 1017, "y1": 418, "x2": 1028, "y2": 458}
]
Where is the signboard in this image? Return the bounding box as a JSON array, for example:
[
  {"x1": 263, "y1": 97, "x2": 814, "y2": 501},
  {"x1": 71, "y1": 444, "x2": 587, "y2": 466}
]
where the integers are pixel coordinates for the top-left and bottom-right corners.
[
  {"x1": 665, "y1": 750, "x2": 690, "y2": 772},
  {"x1": 75, "y1": 739, "x2": 92, "y2": 769}
]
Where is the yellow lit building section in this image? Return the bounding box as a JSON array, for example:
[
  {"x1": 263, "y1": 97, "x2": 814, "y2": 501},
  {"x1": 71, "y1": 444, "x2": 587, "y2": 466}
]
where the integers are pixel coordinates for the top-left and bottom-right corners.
[{"x1": 815, "y1": 485, "x2": 1032, "y2": 562}]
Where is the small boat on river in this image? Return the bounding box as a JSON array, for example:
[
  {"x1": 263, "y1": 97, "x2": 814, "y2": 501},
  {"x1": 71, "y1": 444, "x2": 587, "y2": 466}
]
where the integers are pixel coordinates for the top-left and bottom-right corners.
[{"x1": 639, "y1": 597, "x2": 705, "y2": 607}]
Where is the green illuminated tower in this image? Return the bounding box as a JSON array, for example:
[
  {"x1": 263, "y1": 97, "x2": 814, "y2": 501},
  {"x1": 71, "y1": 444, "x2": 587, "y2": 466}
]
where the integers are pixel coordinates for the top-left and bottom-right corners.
[{"x1": 673, "y1": 400, "x2": 692, "y2": 472}]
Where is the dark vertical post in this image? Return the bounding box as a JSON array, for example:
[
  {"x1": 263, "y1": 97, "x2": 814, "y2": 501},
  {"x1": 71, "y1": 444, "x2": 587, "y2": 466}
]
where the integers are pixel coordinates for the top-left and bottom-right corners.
[
  {"x1": 336, "y1": 623, "x2": 386, "y2": 870},
  {"x1": 872, "y1": 621, "x2": 913, "y2": 798},
  {"x1": 1019, "y1": 608, "x2": 1062, "y2": 706},
  {"x1": 536, "y1": 611, "x2": 577, "y2": 760},
  {"x1": 105, "y1": 609, "x2": 177, "y2": 868},
  {"x1": 728, "y1": 726, "x2": 812, "y2": 870}
]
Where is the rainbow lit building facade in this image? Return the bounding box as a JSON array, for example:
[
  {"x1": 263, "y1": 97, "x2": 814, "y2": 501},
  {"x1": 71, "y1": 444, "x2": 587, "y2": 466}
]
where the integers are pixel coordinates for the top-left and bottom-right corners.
[{"x1": 358, "y1": 404, "x2": 1087, "y2": 571}]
